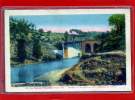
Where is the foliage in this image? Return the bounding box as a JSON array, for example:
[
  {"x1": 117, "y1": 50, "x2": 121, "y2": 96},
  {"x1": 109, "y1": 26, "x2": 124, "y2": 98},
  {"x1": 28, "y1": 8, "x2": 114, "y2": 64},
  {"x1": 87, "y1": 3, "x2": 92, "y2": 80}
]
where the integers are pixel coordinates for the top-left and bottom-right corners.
[
  {"x1": 10, "y1": 17, "x2": 35, "y2": 62},
  {"x1": 10, "y1": 14, "x2": 125, "y2": 65},
  {"x1": 64, "y1": 31, "x2": 69, "y2": 41},
  {"x1": 10, "y1": 17, "x2": 35, "y2": 40},
  {"x1": 32, "y1": 39, "x2": 43, "y2": 59},
  {"x1": 109, "y1": 14, "x2": 125, "y2": 50},
  {"x1": 96, "y1": 14, "x2": 125, "y2": 52},
  {"x1": 17, "y1": 39, "x2": 26, "y2": 62}
]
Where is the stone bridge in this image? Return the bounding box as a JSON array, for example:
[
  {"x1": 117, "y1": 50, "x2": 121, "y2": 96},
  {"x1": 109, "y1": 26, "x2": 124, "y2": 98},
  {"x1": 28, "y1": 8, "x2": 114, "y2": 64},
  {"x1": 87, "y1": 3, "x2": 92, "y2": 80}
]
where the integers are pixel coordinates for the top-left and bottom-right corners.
[{"x1": 62, "y1": 40, "x2": 100, "y2": 58}]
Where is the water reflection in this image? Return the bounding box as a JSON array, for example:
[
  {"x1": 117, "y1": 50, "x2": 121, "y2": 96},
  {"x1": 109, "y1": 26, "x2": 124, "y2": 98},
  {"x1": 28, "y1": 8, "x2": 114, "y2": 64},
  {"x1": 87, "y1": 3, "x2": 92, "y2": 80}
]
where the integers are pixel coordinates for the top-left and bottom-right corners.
[
  {"x1": 18, "y1": 68, "x2": 33, "y2": 83},
  {"x1": 11, "y1": 57, "x2": 79, "y2": 83}
]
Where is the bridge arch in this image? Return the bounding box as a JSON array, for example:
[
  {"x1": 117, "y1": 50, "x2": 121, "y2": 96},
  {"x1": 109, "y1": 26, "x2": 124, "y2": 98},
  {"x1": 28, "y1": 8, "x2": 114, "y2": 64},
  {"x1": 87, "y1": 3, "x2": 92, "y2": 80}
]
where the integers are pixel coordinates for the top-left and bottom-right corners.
[
  {"x1": 63, "y1": 40, "x2": 100, "y2": 58},
  {"x1": 85, "y1": 43, "x2": 91, "y2": 53}
]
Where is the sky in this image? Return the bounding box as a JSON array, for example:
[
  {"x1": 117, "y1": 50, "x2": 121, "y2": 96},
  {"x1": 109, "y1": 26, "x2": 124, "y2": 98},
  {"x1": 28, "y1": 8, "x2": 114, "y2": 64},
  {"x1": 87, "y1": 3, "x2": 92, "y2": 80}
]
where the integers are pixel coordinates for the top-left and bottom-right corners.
[{"x1": 12, "y1": 14, "x2": 112, "y2": 33}]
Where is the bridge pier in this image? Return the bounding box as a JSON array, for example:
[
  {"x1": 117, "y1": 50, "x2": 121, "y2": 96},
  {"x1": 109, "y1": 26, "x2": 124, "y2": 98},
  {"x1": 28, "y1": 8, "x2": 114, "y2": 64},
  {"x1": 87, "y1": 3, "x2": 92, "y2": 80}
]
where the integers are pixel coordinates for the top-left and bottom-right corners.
[{"x1": 90, "y1": 43, "x2": 94, "y2": 53}]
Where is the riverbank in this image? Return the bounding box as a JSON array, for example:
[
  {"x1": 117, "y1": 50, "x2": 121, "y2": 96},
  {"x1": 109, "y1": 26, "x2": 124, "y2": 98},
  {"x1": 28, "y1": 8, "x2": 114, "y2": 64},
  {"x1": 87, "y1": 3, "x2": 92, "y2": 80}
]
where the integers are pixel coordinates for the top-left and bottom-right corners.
[
  {"x1": 60, "y1": 51, "x2": 126, "y2": 85},
  {"x1": 12, "y1": 67, "x2": 70, "y2": 87},
  {"x1": 11, "y1": 51, "x2": 126, "y2": 86},
  {"x1": 11, "y1": 59, "x2": 43, "y2": 67},
  {"x1": 11, "y1": 57, "x2": 80, "y2": 85},
  {"x1": 11, "y1": 58, "x2": 63, "y2": 67},
  {"x1": 34, "y1": 68, "x2": 70, "y2": 85}
]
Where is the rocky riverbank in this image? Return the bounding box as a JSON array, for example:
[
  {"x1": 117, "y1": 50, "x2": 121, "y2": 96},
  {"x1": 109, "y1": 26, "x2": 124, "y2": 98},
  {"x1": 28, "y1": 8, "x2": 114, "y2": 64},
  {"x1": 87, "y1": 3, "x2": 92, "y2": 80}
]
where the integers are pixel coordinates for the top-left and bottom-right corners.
[{"x1": 59, "y1": 51, "x2": 126, "y2": 85}]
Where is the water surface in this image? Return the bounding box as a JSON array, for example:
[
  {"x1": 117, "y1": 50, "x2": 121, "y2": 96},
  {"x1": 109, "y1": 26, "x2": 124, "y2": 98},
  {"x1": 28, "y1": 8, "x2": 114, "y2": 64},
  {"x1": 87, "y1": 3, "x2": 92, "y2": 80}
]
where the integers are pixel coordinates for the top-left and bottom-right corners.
[{"x1": 11, "y1": 57, "x2": 79, "y2": 83}]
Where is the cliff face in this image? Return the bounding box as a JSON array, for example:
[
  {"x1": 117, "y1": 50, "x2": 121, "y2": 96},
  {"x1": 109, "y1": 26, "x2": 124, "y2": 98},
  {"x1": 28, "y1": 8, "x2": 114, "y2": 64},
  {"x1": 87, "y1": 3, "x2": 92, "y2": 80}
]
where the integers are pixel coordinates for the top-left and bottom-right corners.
[{"x1": 59, "y1": 52, "x2": 126, "y2": 85}]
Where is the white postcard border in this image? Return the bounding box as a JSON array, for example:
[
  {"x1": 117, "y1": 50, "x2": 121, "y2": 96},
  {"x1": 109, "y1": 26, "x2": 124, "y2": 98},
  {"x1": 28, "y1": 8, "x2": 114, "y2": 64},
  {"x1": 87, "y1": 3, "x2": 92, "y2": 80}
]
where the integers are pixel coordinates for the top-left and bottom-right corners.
[{"x1": 4, "y1": 8, "x2": 131, "y2": 92}]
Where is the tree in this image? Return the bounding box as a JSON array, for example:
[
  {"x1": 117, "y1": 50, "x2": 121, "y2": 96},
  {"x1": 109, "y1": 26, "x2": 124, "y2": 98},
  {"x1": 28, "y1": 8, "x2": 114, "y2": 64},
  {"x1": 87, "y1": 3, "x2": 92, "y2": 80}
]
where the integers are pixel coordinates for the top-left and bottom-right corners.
[
  {"x1": 38, "y1": 28, "x2": 44, "y2": 33},
  {"x1": 10, "y1": 17, "x2": 35, "y2": 40},
  {"x1": 109, "y1": 14, "x2": 125, "y2": 33},
  {"x1": 108, "y1": 14, "x2": 125, "y2": 50},
  {"x1": 55, "y1": 42, "x2": 63, "y2": 50},
  {"x1": 32, "y1": 39, "x2": 42, "y2": 59},
  {"x1": 10, "y1": 17, "x2": 35, "y2": 61},
  {"x1": 96, "y1": 14, "x2": 125, "y2": 52},
  {"x1": 17, "y1": 38, "x2": 26, "y2": 62},
  {"x1": 95, "y1": 32, "x2": 110, "y2": 52},
  {"x1": 64, "y1": 31, "x2": 69, "y2": 41}
]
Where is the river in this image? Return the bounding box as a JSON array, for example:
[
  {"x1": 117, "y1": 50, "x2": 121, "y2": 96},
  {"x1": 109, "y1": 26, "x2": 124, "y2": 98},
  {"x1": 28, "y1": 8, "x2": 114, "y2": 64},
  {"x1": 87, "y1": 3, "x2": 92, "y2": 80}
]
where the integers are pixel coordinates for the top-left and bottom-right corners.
[{"x1": 11, "y1": 57, "x2": 79, "y2": 83}]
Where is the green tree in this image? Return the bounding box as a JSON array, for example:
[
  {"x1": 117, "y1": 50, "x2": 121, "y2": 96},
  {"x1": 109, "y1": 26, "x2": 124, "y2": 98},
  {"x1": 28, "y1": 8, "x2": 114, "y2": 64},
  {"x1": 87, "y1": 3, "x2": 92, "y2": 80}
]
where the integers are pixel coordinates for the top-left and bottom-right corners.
[
  {"x1": 96, "y1": 14, "x2": 125, "y2": 52},
  {"x1": 64, "y1": 31, "x2": 69, "y2": 41},
  {"x1": 10, "y1": 17, "x2": 35, "y2": 61},
  {"x1": 38, "y1": 28, "x2": 44, "y2": 33},
  {"x1": 95, "y1": 32, "x2": 110, "y2": 52},
  {"x1": 32, "y1": 39, "x2": 42, "y2": 59},
  {"x1": 17, "y1": 38, "x2": 26, "y2": 62},
  {"x1": 109, "y1": 14, "x2": 125, "y2": 33},
  {"x1": 108, "y1": 14, "x2": 125, "y2": 50},
  {"x1": 10, "y1": 17, "x2": 35, "y2": 40}
]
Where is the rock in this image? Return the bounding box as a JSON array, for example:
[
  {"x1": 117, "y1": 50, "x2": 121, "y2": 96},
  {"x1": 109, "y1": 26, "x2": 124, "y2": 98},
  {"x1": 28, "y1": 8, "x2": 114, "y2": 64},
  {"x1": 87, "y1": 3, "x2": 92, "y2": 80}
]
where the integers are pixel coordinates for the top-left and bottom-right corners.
[{"x1": 59, "y1": 52, "x2": 126, "y2": 85}]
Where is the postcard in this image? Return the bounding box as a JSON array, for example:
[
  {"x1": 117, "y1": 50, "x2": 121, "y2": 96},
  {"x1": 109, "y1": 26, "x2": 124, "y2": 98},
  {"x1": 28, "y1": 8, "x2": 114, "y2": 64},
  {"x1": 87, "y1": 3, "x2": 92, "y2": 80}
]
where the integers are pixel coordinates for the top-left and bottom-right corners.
[{"x1": 4, "y1": 8, "x2": 132, "y2": 92}]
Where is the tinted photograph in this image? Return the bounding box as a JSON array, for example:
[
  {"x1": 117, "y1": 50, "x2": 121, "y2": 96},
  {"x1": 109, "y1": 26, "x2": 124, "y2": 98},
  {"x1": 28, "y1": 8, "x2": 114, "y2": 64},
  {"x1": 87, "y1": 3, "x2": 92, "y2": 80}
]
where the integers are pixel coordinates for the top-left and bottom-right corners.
[{"x1": 5, "y1": 9, "x2": 131, "y2": 92}]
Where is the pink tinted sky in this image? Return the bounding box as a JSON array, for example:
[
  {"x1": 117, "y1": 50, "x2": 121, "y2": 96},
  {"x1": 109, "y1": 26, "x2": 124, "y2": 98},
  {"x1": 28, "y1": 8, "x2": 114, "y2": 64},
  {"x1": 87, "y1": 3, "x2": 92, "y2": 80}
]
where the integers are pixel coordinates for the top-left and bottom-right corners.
[
  {"x1": 15, "y1": 14, "x2": 112, "y2": 33},
  {"x1": 37, "y1": 26, "x2": 111, "y2": 33}
]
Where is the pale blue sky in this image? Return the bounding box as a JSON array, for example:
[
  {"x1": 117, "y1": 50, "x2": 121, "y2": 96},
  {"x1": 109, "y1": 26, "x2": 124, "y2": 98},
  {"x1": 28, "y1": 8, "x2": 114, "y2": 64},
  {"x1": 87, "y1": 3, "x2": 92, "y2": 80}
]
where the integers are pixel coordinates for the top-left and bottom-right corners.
[{"x1": 11, "y1": 14, "x2": 112, "y2": 32}]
